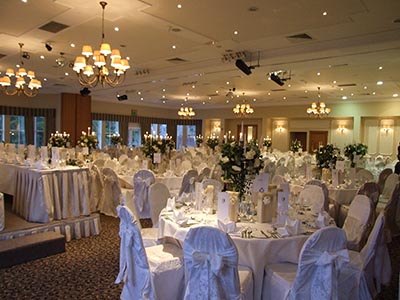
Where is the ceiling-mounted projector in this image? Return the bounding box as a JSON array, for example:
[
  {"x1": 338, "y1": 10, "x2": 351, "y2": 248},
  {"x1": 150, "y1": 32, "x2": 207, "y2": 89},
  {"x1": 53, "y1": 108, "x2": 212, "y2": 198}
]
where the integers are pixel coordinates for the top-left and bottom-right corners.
[{"x1": 235, "y1": 59, "x2": 253, "y2": 75}]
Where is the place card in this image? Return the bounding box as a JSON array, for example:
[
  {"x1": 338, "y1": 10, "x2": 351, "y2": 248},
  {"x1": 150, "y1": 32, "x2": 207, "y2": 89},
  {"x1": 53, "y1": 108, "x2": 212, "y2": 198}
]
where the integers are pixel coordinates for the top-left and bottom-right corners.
[
  {"x1": 194, "y1": 182, "x2": 203, "y2": 210},
  {"x1": 306, "y1": 164, "x2": 312, "y2": 180},
  {"x1": 142, "y1": 160, "x2": 149, "y2": 170},
  {"x1": 336, "y1": 160, "x2": 345, "y2": 172},
  {"x1": 217, "y1": 192, "x2": 230, "y2": 221},
  {"x1": 153, "y1": 152, "x2": 162, "y2": 164},
  {"x1": 252, "y1": 172, "x2": 269, "y2": 193},
  {"x1": 332, "y1": 169, "x2": 339, "y2": 187},
  {"x1": 257, "y1": 192, "x2": 275, "y2": 223}
]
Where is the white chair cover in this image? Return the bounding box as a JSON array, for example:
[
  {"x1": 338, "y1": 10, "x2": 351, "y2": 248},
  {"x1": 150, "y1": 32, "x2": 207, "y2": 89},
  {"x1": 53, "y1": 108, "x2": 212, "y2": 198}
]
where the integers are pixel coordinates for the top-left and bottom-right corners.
[
  {"x1": 133, "y1": 170, "x2": 156, "y2": 218},
  {"x1": 275, "y1": 166, "x2": 289, "y2": 176},
  {"x1": 89, "y1": 164, "x2": 104, "y2": 212},
  {"x1": 271, "y1": 175, "x2": 286, "y2": 185},
  {"x1": 342, "y1": 195, "x2": 374, "y2": 251},
  {"x1": 148, "y1": 182, "x2": 170, "y2": 227},
  {"x1": 306, "y1": 180, "x2": 330, "y2": 212},
  {"x1": 99, "y1": 167, "x2": 121, "y2": 217},
  {"x1": 355, "y1": 169, "x2": 374, "y2": 185},
  {"x1": 378, "y1": 173, "x2": 399, "y2": 204},
  {"x1": 377, "y1": 168, "x2": 393, "y2": 194},
  {"x1": 183, "y1": 226, "x2": 253, "y2": 300},
  {"x1": 104, "y1": 158, "x2": 118, "y2": 170},
  {"x1": 198, "y1": 167, "x2": 211, "y2": 182},
  {"x1": 115, "y1": 205, "x2": 184, "y2": 300},
  {"x1": 93, "y1": 158, "x2": 105, "y2": 169},
  {"x1": 383, "y1": 183, "x2": 400, "y2": 242},
  {"x1": 298, "y1": 185, "x2": 325, "y2": 215},
  {"x1": 357, "y1": 182, "x2": 380, "y2": 208},
  {"x1": 179, "y1": 170, "x2": 199, "y2": 196},
  {"x1": 263, "y1": 227, "x2": 358, "y2": 300}
]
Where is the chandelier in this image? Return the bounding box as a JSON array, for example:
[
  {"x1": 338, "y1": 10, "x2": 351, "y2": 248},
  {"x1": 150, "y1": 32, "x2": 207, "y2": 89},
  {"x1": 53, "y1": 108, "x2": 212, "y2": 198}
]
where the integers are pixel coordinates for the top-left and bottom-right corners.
[
  {"x1": 233, "y1": 103, "x2": 254, "y2": 117},
  {"x1": 306, "y1": 87, "x2": 331, "y2": 118},
  {"x1": 178, "y1": 107, "x2": 196, "y2": 118},
  {"x1": 0, "y1": 43, "x2": 42, "y2": 97},
  {"x1": 73, "y1": 1, "x2": 130, "y2": 88}
]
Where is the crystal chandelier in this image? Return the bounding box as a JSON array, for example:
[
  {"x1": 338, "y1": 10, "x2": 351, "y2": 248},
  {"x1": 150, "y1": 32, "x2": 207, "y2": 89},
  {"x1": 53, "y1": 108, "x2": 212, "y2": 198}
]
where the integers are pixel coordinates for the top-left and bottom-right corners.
[
  {"x1": 233, "y1": 103, "x2": 254, "y2": 117},
  {"x1": 0, "y1": 43, "x2": 42, "y2": 97},
  {"x1": 306, "y1": 87, "x2": 331, "y2": 118},
  {"x1": 178, "y1": 107, "x2": 196, "y2": 118},
  {"x1": 73, "y1": 1, "x2": 130, "y2": 88}
]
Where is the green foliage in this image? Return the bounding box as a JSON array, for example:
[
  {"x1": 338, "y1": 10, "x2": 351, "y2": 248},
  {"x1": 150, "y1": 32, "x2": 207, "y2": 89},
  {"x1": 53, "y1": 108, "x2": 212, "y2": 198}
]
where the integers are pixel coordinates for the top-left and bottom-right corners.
[
  {"x1": 315, "y1": 144, "x2": 340, "y2": 169},
  {"x1": 263, "y1": 137, "x2": 272, "y2": 148},
  {"x1": 77, "y1": 132, "x2": 98, "y2": 150},
  {"x1": 290, "y1": 139, "x2": 302, "y2": 153},
  {"x1": 195, "y1": 135, "x2": 203, "y2": 147},
  {"x1": 110, "y1": 134, "x2": 124, "y2": 146},
  {"x1": 142, "y1": 136, "x2": 175, "y2": 160},
  {"x1": 206, "y1": 136, "x2": 219, "y2": 150},
  {"x1": 48, "y1": 132, "x2": 70, "y2": 148},
  {"x1": 344, "y1": 143, "x2": 368, "y2": 167}
]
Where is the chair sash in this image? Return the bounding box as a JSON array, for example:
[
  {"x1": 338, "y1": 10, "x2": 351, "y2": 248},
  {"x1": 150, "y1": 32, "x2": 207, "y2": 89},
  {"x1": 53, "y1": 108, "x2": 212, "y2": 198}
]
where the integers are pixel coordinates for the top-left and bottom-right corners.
[{"x1": 134, "y1": 177, "x2": 153, "y2": 213}]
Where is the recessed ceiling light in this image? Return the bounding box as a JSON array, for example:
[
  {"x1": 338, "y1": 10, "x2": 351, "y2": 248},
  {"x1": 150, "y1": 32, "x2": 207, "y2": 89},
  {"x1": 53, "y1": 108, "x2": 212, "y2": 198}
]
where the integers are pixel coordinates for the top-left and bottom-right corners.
[
  {"x1": 226, "y1": 81, "x2": 229, "y2": 85},
  {"x1": 70, "y1": 43, "x2": 75, "y2": 48},
  {"x1": 138, "y1": 91, "x2": 141, "y2": 95},
  {"x1": 140, "y1": 97, "x2": 144, "y2": 101},
  {"x1": 288, "y1": 84, "x2": 291, "y2": 88},
  {"x1": 377, "y1": 81, "x2": 383, "y2": 85},
  {"x1": 65, "y1": 72, "x2": 69, "y2": 76},
  {"x1": 126, "y1": 57, "x2": 130, "y2": 60},
  {"x1": 351, "y1": 93, "x2": 354, "y2": 96},
  {"x1": 233, "y1": 31, "x2": 238, "y2": 35},
  {"x1": 216, "y1": 90, "x2": 219, "y2": 93},
  {"x1": 342, "y1": 96, "x2": 347, "y2": 100},
  {"x1": 177, "y1": 4, "x2": 182, "y2": 8},
  {"x1": 162, "y1": 100, "x2": 166, "y2": 103},
  {"x1": 172, "y1": 45, "x2": 176, "y2": 49},
  {"x1": 40, "y1": 55, "x2": 45, "y2": 59},
  {"x1": 43, "y1": 78, "x2": 47, "y2": 81},
  {"x1": 208, "y1": 97, "x2": 211, "y2": 100},
  {"x1": 322, "y1": 11, "x2": 327, "y2": 16},
  {"x1": 226, "y1": 100, "x2": 230, "y2": 103},
  {"x1": 379, "y1": 66, "x2": 383, "y2": 70},
  {"x1": 340, "y1": 88, "x2": 344, "y2": 91},
  {"x1": 162, "y1": 88, "x2": 166, "y2": 92},
  {"x1": 186, "y1": 92, "x2": 190, "y2": 96},
  {"x1": 202, "y1": 101, "x2": 206, "y2": 105},
  {"x1": 162, "y1": 95, "x2": 165, "y2": 98},
  {"x1": 316, "y1": 72, "x2": 321, "y2": 76},
  {"x1": 305, "y1": 90, "x2": 308, "y2": 93},
  {"x1": 393, "y1": 93, "x2": 399, "y2": 97},
  {"x1": 283, "y1": 96, "x2": 286, "y2": 100},
  {"x1": 333, "y1": 80, "x2": 336, "y2": 84},
  {"x1": 114, "y1": 27, "x2": 119, "y2": 32},
  {"x1": 192, "y1": 85, "x2": 195, "y2": 88},
  {"x1": 236, "y1": 94, "x2": 240, "y2": 98},
  {"x1": 21, "y1": 0, "x2": 27, "y2": 3},
  {"x1": 253, "y1": 98, "x2": 256, "y2": 102},
  {"x1": 268, "y1": 92, "x2": 271, "y2": 96},
  {"x1": 16, "y1": 64, "x2": 20, "y2": 68},
  {"x1": 372, "y1": 92, "x2": 376, "y2": 95},
  {"x1": 364, "y1": 86, "x2": 367, "y2": 89}
]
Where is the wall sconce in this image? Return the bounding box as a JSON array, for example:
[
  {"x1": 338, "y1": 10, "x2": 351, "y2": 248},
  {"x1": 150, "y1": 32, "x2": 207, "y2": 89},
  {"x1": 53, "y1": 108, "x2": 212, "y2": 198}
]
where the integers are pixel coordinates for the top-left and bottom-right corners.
[
  {"x1": 381, "y1": 125, "x2": 391, "y2": 135},
  {"x1": 337, "y1": 125, "x2": 346, "y2": 134},
  {"x1": 276, "y1": 125, "x2": 284, "y2": 132}
]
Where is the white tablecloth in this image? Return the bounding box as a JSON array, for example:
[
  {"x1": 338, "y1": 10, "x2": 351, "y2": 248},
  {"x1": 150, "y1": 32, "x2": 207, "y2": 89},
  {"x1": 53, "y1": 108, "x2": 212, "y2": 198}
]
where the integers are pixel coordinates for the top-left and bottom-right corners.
[
  {"x1": 0, "y1": 164, "x2": 91, "y2": 223},
  {"x1": 119, "y1": 174, "x2": 183, "y2": 191},
  {"x1": 158, "y1": 212, "x2": 309, "y2": 300}
]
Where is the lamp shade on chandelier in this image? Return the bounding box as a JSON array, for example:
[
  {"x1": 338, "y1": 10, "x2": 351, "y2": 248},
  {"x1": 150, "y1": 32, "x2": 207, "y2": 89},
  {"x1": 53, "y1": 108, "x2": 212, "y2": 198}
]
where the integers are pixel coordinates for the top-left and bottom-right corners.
[
  {"x1": 178, "y1": 107, "x2": 195, "y2": 118},
  {"x1": 233, "y1": 103, "x2": 254, "y2": 117},
  {"x1": 73, "y1": 1, "x2": 130, "y2": 88},
  {"x1": 0, "y1": 43, "x2": 42, "y2": 97},
  {"x1": 306, "y1": 87, "x2": 331, "y2": 118}
]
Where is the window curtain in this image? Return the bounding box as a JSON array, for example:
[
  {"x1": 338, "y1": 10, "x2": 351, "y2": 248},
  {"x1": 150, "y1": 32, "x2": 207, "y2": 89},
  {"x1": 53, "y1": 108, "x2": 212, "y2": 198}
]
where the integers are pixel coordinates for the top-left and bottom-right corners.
[
  {"x1": 91, "y1": 113, "x2": 202, "y2": 146},
  {"x1": 0, "y1": 106, "x2": 56, "y2": 145}
]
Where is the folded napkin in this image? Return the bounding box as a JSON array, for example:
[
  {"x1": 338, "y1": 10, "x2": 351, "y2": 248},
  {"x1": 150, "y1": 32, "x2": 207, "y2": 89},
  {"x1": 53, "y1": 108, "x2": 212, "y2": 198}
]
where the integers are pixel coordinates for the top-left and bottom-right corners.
[
  {"x1": 166, "y1": 197, "x2": 176, "y2": 211},
  {"x1": 218, "y1": 219, "x2": 236, "y2": 233},
  {"x1": 163, "y1": 170, "x2": 175, "y2": 177},
  {"x1": 172, "y1": 209, "x2": 188, "y2": 226},
  {"x1": 315, "y1": 211, "x2": 330, "y2": 228},
  {"x1": 34, "y1": 160, "x2": 49, "y2": 170},
  {"x1": 277, "y1": 218, "x2": 301, "y2": 237},
  {"x1": 178, "y1": 192, "x2": 191, "y2": 204}
]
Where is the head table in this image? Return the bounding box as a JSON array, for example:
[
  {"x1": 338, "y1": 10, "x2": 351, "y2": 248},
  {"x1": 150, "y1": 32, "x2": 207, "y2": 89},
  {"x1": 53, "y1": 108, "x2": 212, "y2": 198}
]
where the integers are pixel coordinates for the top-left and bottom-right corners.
[
  {"x1": 157, "y1": 208, "x2": 326, "y2": 300},
  {"x1": 0, "y1": 163, "x2": 91, "y2": 223}
]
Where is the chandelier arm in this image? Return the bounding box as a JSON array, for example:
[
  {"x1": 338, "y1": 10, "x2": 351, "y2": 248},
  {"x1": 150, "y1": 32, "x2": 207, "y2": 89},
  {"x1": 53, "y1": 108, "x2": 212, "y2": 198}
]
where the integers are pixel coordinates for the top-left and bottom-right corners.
[
  {"x1": 103, "y1": 73, "x2": 124, "y2": 87},
  {"x1": 77, "y1": 72, "x2": 99, "y2": 88},
  {"x1": 23, "y1": 88, "x2": 37, "y2": 97}
]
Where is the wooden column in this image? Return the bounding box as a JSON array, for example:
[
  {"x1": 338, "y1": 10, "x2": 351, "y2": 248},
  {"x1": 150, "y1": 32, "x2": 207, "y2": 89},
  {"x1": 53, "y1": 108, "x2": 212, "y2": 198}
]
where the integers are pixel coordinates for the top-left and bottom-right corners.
[{"x1": 61, "y1": 93, "x2": 91, "y2": 146}]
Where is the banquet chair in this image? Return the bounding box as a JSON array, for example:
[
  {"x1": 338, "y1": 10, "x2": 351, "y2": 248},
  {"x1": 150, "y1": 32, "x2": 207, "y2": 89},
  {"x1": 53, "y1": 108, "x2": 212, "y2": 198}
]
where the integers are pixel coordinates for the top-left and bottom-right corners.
[
  {"x1": 263, "y1": 226, "x2": 357, "y2": 300},
  {"x1": 93, "y1": 158, "x2": 105, "y2": 169},
  {"x1": 133, "y1": 169, "x2": 156, "y2": 219},
  {"x1": 305, "y1": 180, "x2": 330, "y2": 212},
  {"x1": 271, "y1": 174, "x2": 286, "y2": 186},
  {"x1": 115, "y1": 205, "x2": 185, "y2": 300},
  {"x1": 298, "y1": 185, "x2": 325, "y2": 215},
  {"x1": 348, "y1": 212, "x2": 391, "y2": 299},
  {"x1": 104, "y1": 158, "x2": 118, "y2": 170},
  {"x1": 183, "y1": 226, "x2": 253, "y2": 300},
  {"x1": 355, "y1": 169, "x2": 374, "y2": 185},
  {"x1": 377, "y1": 173, "x2": 399, "y2": 212},
  {"x1": 148, "y1": 182, "x2": 170, "y2": 228},
  {"x1": 197, "y1": 166, "x2": 211, "y2": 182},
  {"x1": 285, "y1": 155, "x2": 296, "y2": 176},
  {"x1": 179, "y1": 169, "x2": 199, "y2": 197},
  {"x1": 383, "y1": 183, "x2": 400, "y2": 242},
  {"x1": 275, "y1": 165, "x2": 289, "y2": 176},
  {"x1": 210, "y1": 164, "x2": 223, "y2": 183},
  {"x1": 89, "y1": 164, "x2": 104, "y2": 212},
  {"x1": 377, "y1": 168, "x2": 393, "y2": 194},
  {"x1": 99, "y1": 167, "x2": 123, "y2": 217},
  {"x1": 342, "y1": 195, "x2": 374, "y2": 251}
]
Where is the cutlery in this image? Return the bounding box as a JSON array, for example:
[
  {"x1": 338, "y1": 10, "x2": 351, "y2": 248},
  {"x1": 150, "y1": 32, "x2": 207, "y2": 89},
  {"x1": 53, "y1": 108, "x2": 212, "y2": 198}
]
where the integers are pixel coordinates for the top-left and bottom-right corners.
[{"x1": 260, "y1": 230, "x2": 270, "y2": 238}]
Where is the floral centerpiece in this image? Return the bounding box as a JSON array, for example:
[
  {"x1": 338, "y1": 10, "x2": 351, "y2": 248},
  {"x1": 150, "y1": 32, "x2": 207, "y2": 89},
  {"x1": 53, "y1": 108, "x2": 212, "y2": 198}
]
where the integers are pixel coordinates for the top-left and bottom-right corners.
[
  {"x1": 219, "y1": 140, "x2": 264, "y2": 198},
  {"x1": 110, "y1": 133, "x2": 124, "y2": 146},
  {"x1": 315, "y1": 144, "x2": 340, "y2": 169},
  {"x1": 165, "y1": 135, "x2": 175, "y2": 152},
  {"x1": 206, "y1": 135, "x2": 219, "y2": 151},
  {"x1": 142, "y1": 132, "x2": 175, "y2": 161},
  {"x1": 77, "y1": 129, "x2": 98, "y2": 151},
  {"x1": 344, "y1": 143, "x2": 368, "y2": 167},
  {"x1": 195, "y1": 135, "x2": 203, "y2": 147},
  {"x1": 290, "y1": 139, "x2": 302, "y2": 153},
  {"x1": 262, "y1": 136, "x2": 272, "y2": 149},
  {"x1": 48, "y1": 131, "x2": 70, "y2": 148}
]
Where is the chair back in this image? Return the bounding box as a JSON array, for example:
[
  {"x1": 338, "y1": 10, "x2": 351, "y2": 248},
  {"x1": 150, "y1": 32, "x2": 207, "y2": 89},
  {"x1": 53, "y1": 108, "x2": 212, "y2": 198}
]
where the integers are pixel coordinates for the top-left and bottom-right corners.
[
  {"x1": 133, "y1": 170, "x2": 155, "y2": 216},
  {"x1": 343, "y1": 195, "x2": 374, "y2": 251},
  {"x1": 275, "y1": 165, "x2": 289, "y2": 176},
  {"x1": 93, "y1": 158, "x2": 105, "y2": 169},
  {"x1": 306, "y1": 180, "x2": 330, "y2": 212},
  {"x1": 381, "y1": 173, "x2": 399, "y2": 199},
  {"x1": 291, "y1": 227, "x2": 350, "y2": 300},
  {"x1": 356, "y1": 169, "x2": 374, "y2": 185},
  {"x1": 89, "y1": 164, "x2": 104, "y2": 212},
  {"x1": 357, "y1": 182, "x2": 380, "y2": 207},
  {"x1": 299, "y1": 185, "x2": 325, "y2": 214},
  {"x1": 179, "y1": 169, "x2": 199, "y2": 196},
  {"x1": 115, "y1": 205, "x2": 154, "y2": 300},
  {"x1": 100, "y1": 167, "x2": 121, "y2": 217},
  {"x1": 148, "y1": 182, "x2": 170, "y2": 227},
  {"x1": 383, "y1": 183, "x2": 400, "y2": 242},
  {"x1": 197, "y1": 166, "x2": 211, "y2": 182},
  {"x1": 378, "y1": 168, "x2": 393, "y2": 194},
  {"x1": 183, "y1": 226, "x2": 241, "y2": 300},
  {"x1": 271, "y1": 174, "x2": 286, "y2": 185}
]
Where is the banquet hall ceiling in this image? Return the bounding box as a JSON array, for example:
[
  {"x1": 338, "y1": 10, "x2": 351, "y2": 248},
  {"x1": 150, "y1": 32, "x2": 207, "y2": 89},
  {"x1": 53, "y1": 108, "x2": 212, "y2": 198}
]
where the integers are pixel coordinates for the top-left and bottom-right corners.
[{"x1": 0, "y1": 0, "x2": 400, "y2": 109}]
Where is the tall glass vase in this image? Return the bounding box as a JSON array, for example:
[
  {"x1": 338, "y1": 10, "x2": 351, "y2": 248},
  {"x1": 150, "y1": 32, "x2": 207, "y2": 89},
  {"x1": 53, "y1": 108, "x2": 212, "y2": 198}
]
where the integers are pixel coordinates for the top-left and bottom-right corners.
[{"x1": 238, "y1": 194, "x2": 255, "y2": 222}]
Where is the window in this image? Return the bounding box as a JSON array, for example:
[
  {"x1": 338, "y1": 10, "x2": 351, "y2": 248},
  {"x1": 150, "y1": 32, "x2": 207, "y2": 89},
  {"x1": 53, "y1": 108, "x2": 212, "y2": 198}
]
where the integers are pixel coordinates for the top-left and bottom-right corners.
[
  {"x1": 92, "y1": 120, "x2": 119, "y2": 148},
  {"x1": 34, "y1": 116, "x2": 46, "y2": 147},
  {"x1": 150, "y1": 123, "x2": 167, "y2": 139},
  {"x1": 0, "y1": 115, "x2": 4, "y2": 142},
  {"x1": 128, "y1": 123, "x2": 141, "y2": 147},
  {"x1": 9, "y1": 116, "x2": 26, "y2": 145},
  {"x1": 176, "y1": 125, "x2": 196, "y2": 150}
]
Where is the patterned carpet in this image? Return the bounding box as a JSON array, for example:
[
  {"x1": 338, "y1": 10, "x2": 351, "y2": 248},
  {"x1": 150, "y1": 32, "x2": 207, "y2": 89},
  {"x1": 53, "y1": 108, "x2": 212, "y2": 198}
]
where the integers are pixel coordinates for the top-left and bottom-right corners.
[{"x1": 0, "y1": 215, "x2": 398, "y2": 300}]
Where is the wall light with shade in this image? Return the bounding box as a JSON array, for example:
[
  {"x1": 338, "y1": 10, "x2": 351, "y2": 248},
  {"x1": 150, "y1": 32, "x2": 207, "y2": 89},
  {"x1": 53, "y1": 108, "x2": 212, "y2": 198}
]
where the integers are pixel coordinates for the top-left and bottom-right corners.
[
  {"x1": 381, "y1": 125, "x2": 392, "y2": 135},
  {"x1": 337, "y1": 125, "x2": 346, "y2": 134},
  {"x1": 276, "y1": 125, "x2": 284, "y2": 132}
]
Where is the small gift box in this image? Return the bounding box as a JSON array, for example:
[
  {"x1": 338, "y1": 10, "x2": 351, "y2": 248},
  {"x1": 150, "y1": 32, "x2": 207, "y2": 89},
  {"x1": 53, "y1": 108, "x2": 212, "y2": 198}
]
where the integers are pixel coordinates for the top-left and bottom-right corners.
[{"x1": 257, "y1": 192, "x2": 275, "y2": 223}]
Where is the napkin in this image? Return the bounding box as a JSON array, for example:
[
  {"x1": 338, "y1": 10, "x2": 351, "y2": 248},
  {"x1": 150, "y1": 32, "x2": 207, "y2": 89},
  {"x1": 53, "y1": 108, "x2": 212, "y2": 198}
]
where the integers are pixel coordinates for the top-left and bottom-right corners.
[
  {"x1": 34, "y1": 160, "x2": 49, "y2": 170},
  {"x1": 166, "y1": 197, "x2": 176, "y2": 211},
  {"x1": 277, "y1": 218, "x2": 301, "y2": 237},
  {"x1": 172, "y1": 209, "x2": 188, "y2": 226},
  {"x1": 218, "y1": 219, "x2": 236, "y2": 233},
  {"x1": 315, "y1": 211, "x2": 330, "y2": 228}
]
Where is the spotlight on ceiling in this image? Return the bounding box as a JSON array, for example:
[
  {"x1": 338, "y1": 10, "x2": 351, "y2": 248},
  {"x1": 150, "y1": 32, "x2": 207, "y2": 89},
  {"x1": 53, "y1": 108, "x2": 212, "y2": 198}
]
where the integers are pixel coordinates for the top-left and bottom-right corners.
[
  {"x1": 80, "y1": 87, "x2": 91, "y2": 96},
  {"x1": 45, "y1": 42, "x2": 53, "y2": 52},
  {"x1": 117, "y1": 94, "x2": 128, "y2": 101},
  {"x1": 235, "y1": 59, "x2": 254, "y2": 75},
  {"x1": 22, "y1": 51, "x2": 30, "y2": 60},
  {"x1": 269, "y1": 73, "x2": 285, "y2": 86}
]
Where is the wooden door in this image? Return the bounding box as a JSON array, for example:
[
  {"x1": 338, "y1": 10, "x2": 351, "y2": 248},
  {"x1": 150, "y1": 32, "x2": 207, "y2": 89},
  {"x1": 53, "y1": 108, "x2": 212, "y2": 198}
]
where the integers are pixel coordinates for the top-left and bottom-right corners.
[
  {"x1": 237, "y1": 124, "x2": 258, "y2": 142},
  {"x1": 309, "y1": 131, "x2": 328, "y2": 153},
  {"x1": 290, "y1": 132, "x2": 307, "y2": 152}
]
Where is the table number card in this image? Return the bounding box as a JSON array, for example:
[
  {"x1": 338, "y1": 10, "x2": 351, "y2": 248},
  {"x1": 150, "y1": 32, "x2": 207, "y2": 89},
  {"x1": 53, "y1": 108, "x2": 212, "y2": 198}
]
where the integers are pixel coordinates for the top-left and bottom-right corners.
[
  {"x1": 257, "y1": 192, "x2": 274, "y2": 223},
  {"x1": 217, "y1": 192, "x2": 230, "y2": 221},
  {"x1": 252, "y1": 172, "x2": 269, "y2": 193},
  {"x1": 306, "y1": 164, "x2": 312, "y2": 180},
  {"x1": 332, "y1": 169, "x2": 339, "y2": 187},
  {"x1": 194, "y1": 182, "x2": 203, "y2": 211},
  {"x1": 153, "y1": 153, "x2": 162, "y2": 164},
  {"x1": 142, "y1": 160, "x2": 149, "y2": 170},
  {"x1": 277, "y1": 189, "x2": 289, "y2": 226},
  {"x1": 336, "y1": 160, "x2": 345, "y2": 172}
]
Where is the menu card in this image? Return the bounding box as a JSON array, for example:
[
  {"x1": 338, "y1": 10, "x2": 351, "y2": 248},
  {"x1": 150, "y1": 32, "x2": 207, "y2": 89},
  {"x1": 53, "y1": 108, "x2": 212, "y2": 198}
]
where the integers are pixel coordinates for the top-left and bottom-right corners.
[
  {"x1": 153, "y1": 153, "x2": 162, "y2": 164},
  {"x1": 252, "y1": 172, "x2": 269, "y2": 193}
]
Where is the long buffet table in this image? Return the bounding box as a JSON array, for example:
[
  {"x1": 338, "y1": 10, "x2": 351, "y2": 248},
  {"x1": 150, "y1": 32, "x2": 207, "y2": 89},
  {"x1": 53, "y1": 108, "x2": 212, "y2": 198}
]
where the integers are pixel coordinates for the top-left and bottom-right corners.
[{"x1": 0, "y1": 163, "x2": 91, "y2": 223}]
